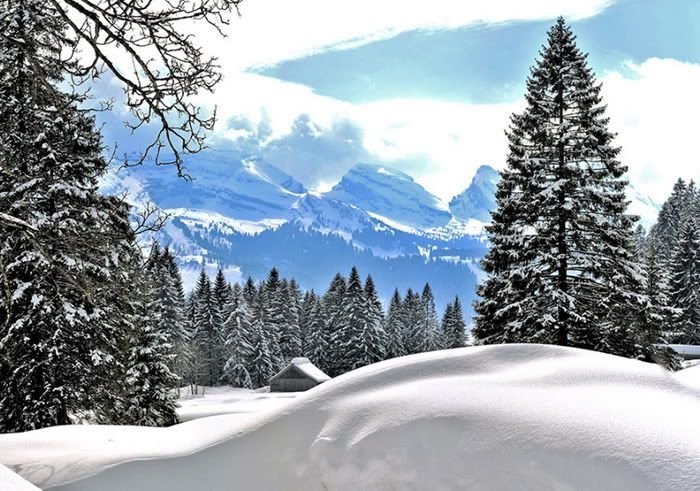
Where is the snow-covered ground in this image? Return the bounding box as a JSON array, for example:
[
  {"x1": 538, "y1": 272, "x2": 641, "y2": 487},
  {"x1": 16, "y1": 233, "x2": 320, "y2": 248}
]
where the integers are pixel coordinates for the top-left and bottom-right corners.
[
  {"x1": 176, "y1": 386, "x2": 299, "y2": 422},
  {"x1": 2, "y1": 345, "x2": 700, "y2": 490}
]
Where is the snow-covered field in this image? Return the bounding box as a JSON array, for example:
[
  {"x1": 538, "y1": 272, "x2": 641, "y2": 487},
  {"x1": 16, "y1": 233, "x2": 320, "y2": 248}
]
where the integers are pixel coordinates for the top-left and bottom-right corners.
[
  {"x1": 176, "y1": 386, "x2": 299, "y2": 422},
  {"x1": 2, "y1": 345, "x2": 700, "y2": 490}
]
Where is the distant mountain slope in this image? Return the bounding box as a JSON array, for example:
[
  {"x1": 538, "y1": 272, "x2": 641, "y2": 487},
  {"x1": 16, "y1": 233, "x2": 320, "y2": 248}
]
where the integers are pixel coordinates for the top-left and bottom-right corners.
[
  {"x1": 325, "y1": 164, "x2": 452, "y2": 230},
  {"x1": 101, "y1": 153, "x2": 660, "y2": 312},
  {"x1": 449, "y1": 165, "x2": 499, "y2": 222}
]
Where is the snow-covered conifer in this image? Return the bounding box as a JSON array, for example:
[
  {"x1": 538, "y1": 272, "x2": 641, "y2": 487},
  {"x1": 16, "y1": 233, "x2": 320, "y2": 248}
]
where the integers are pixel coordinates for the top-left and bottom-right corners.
[
  {"x1": 384, "y1": 289, "x2": 407, "y2": 359},
  {"x1": 473, "y1": 18, "x2": 646, "y2": 357},
  {"x1": 221, "y1": 289, "x2": 254, "y2": 388}
]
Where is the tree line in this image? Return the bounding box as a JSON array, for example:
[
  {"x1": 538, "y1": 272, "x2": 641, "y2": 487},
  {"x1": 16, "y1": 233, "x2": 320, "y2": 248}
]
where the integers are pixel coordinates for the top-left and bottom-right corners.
[
  {"x1": 636, "y1": 179, "x2": 700, "y2": 346},
  {"x1": 169, "y1": 264, "x2": 467, "y2": 391}
]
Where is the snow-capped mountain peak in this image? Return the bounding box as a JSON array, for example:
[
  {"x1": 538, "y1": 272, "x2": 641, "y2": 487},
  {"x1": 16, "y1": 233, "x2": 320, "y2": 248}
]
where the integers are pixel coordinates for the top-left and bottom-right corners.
[
  {"x1": 449, "y1": 165, "x2": 499, "y2": 223},
  {"x1": 325, "y1": 163, "x2": 452, "y2": 230}
]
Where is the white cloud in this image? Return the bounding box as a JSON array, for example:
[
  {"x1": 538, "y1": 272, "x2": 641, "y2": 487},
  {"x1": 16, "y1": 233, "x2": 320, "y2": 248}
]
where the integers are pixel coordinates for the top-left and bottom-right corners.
[
  {"x1": 602, "y1": 58, "x2": 700, "y2": 202},
  {"x1": 206, "y1": 57, "x2": 700, "y2": 206},
  {"x1": 209, "y1": 0, "x2": 615, "y2": 69}
]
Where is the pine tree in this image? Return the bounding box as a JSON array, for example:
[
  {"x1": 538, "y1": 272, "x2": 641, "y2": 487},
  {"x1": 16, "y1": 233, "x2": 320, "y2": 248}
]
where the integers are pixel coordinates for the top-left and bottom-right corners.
[
  {"x1": 303, "y1": 291, "x2": 329, "y2": 369},
  {"x1": 364, "y1": 276, "x2": 387, "y2": 352},
  {"x1": 419, "y1": 283, "x2": 443, "y2": 351},
  {"x1": 384, "y1": 289, "x2": 407, "y2": 359},
  {"x1": 122, "y1": 274, "x2": 179, "y2": 427},
  {"x1": 159, "y1": 247, "x2": 189, "y2": 385},
  {"x1": 668, "y1": 219, "x2": 700, "y2": 344},
  {"x1": 632, "y1": 225, "x2": 647, "y2": 255},
  {"x1": 191, "y1": 269, "x2": 219, "y2": 386},
  {"x1": 263, "y1": 268, "x2": 285, "y2": 367},
  {"x1": 402, "y1": 288, "x2": 425, "y2": 355},
  {"x1": 442, "y1": 297, "x2": 467, "y2": 349},
  {"x1": 0, "y1": 0, "x2": 154, "y2": 430},
  {"x1": 243, "y1": 276, "x2": 258, "y2": 307},
  {"x1": 323, "y1": 273, "x2": 348, "y2": 375},
  {"x1": 338, "y1": 267, "x2": 385, "y2": 372},
  {"x1": 279, "y1": 279, "x2": 303, "y2": 360},
  {"x1": 649, "y1": 179, "x2": 688, "y2": 260},
  {"x1": 473, "y1": 18, "x2": 646, "y2": 357},
  {"x1": 211, "y1": 268, "x2": 231, "y2": 382},
  {"x1": 248, "y1": 319, "x2": 276, "y2": 388},
  {"x1": 221, "y1": 289, "x2": 254, "y2": 388},
  {"x1": 632, "y1": 239, "x2": 678, "y2": 363}
]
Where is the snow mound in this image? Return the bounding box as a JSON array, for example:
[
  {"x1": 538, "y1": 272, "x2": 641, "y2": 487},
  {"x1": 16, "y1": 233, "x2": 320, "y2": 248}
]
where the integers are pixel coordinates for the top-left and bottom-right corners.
[
  {"x1": 3, "y1": 345, "x2": 700, "y2": 490},
  {"x1": 675, "y1": 363, "x2": 700, "y2": 391},
  {"x1": 0, "y1": 464, "x2": 39, "y2": 490}
]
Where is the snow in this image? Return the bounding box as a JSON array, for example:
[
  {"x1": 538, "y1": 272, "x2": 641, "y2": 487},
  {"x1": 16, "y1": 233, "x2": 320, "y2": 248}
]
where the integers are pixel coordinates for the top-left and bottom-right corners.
[
  {"x1": 366, "y1": 211, "x2": 420, "y2": 234},
  {"x1": 272, "y1": 357, "x2": 331, "y2": 383},
  {"x1": 176, "y1": 386, "x2": 299, "y2": 422},
  {"x1": 0, "y1": 464, "x2": 39, "y2": 490},
  {"x1": 3, "y1": 345, "x2": 700, "y2": 490},
  {"x1": 667, "y1": 344, "x2": 700, "y2": 359},
  {"x1": 675, "y1": 364, "x2": 700, "y2": 391}
]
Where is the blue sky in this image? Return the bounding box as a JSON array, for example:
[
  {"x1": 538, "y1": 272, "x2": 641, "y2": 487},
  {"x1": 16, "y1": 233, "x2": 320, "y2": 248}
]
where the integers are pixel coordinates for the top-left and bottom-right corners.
[
  {"x1": 102, "y1": 0, "x2": 700, "y2": 204},
  {"x1": 257, "y1": 0, "x2": 700, "y2": 105}
]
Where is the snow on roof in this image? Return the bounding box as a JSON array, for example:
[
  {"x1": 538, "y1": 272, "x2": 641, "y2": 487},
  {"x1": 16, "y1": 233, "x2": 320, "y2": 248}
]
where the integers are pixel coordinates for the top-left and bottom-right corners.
[
  {"x1": 271, "y1": 357, "x2": 330, "y2": 383},
  {"x1": 3, "y1": 345, "x2": 700, "y2": 490},
  {"x1": 668, "y1": 344, "x2": 700, "y2": 356}
]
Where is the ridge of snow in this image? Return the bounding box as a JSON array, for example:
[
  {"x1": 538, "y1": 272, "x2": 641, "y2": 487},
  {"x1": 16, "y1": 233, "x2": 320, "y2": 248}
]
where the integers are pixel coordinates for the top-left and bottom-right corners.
[{"x1": 3, "y1": 345, "x2": 700, "y2": 490}]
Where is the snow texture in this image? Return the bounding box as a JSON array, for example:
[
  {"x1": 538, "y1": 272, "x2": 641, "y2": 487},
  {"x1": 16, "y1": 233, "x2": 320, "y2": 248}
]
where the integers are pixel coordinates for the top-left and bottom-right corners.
[
  {"x1": 176, "y1": 386, "x2": 298, "y2": 422},
  {"x1": 0, "y1": 464, "x2": 40, "y2": 490},
  {"x1": 3, "y1": 345, "x2": 700, "y2": 490}
]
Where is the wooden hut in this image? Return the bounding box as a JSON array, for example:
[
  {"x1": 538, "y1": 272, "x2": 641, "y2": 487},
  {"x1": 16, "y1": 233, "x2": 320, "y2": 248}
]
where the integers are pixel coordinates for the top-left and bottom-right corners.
[{"x1": 269, "y1": 357, "x2": 331, "y2": 392}]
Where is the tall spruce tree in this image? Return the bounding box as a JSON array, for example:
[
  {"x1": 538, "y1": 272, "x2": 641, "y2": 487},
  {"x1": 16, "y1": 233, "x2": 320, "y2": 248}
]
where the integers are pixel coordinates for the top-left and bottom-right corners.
[
  {"x1": 0, "y1": 0, "x2": 154, "y2": 430},
  {"x1": 279, "y1": 279, "x2": 303, "y2": 360},
  {"x1": 384, "y1": 289, "x2": 407, "y2": 359},
  {"x1": 650, "y1": 179, "x2": 688, "y2": 259},
  {"x1": 402, "y1": 288, "x2": 425, "y2": 355},
  {"x1": 303, "y1": 292, "x2": 329, "y2": 370},
  {"x1": 192, "y1": 269, "x2": 219, "y2": 386},
  {"x1": 211, "y1": 268, "x2": 231, "y2": 382},
  {"x1": 442, "y1": 297, "x2": 467, "y2": 349},
  {"x1": 419, "y1": 283, "x2": 443, "y2": 351},
  {"x1": 159, "y1": 247, "x2": 189, "y2": 384},
  {"x1": 323, "y1": 273, "x2": 348, "y2": 376},
  {"x1": 122, "y1": 273, "x2": 179, "y2": 427},
  {"x1": 263, "y1": 268, "x2": 285, "y2": 367},
  {"x1": 248, "y1": 319, "x2": 276, "y2": 388},
  {"x1": 668, "y1": 218, "x2": 700, "y2": 344},
  {"x1": 221, "y1": 289, "x2": 254, "y2": 388},
  {"x1": 338, "y1": 267, "x2": 385, "y2": 371},
  {"x1": 473, "y1": 18, "x2": 646, "y2": 357}
]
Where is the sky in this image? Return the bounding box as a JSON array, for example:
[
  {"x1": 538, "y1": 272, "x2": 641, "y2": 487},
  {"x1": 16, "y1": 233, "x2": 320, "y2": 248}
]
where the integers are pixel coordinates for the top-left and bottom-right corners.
[{"x1": 101, "y1": 0, "x2": 700, "y2": 204}]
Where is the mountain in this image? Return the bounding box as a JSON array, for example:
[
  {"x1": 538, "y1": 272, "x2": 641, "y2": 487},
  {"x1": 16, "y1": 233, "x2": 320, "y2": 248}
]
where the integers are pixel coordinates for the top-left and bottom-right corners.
[
  {"x1": 325, "y1": 164, "x2": 452, "y2": 230},
  {"x1": 449, "y1": 165, "x2": 499, "y2": 222},
  {"x1": 105, "y1": 151, "x2": 305, "y2": 221},
  {"x1": 102, "y1": 154, "x2": 660, "y2": 313}
]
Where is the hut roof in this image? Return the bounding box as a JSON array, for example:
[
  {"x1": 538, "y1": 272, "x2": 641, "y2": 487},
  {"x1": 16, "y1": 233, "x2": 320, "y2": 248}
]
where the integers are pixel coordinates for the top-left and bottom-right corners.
[{"x1": 270, "y1": 358, "x2": 330, "y2": 383}]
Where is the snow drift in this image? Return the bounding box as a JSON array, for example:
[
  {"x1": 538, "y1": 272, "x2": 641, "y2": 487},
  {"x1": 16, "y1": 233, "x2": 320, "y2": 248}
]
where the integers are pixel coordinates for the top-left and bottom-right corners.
[{"x1": 2, "y1": 344, "x2": 700, "y2": 490}]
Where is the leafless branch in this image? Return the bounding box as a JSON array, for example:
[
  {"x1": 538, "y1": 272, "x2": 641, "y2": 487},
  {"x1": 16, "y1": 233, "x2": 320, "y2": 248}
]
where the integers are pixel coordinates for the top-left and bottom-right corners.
[{"x1": 45, "y1": 0, "x2": 243, "y2": 177}]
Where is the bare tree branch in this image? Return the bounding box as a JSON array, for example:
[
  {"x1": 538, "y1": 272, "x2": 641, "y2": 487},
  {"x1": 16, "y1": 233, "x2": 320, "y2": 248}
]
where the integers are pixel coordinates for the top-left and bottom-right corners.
[{"x1": 39, "y1": 0, "x2": 243, "y2": 177}]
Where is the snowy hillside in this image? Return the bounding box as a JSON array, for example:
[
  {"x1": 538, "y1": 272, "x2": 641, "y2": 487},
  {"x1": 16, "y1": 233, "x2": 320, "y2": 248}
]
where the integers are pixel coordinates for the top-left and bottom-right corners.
[{"x1": 2, "y1": 345, "x2": 699, "y2": 490}]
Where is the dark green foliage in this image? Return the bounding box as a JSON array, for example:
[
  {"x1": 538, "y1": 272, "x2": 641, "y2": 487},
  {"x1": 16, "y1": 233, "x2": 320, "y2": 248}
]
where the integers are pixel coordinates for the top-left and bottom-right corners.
[
  {"x1": 473, "y1": 18, "x2": 647, "y2": 358},
  {"x1": 442, "y1": 297, "x2": 467, "y2": 349}
]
